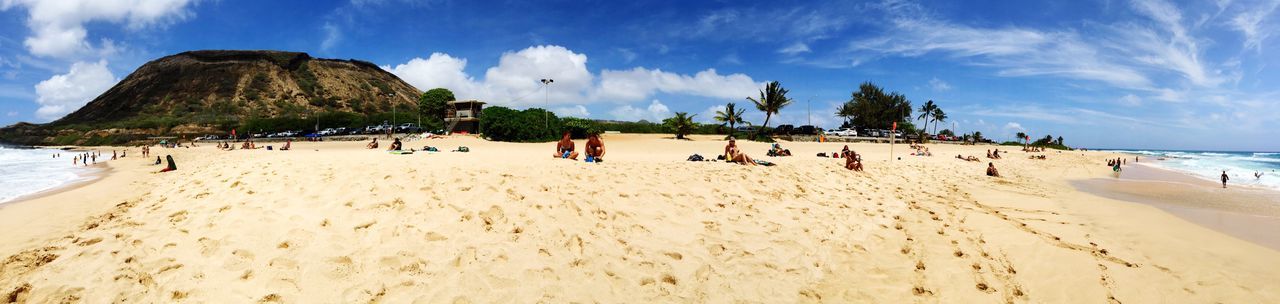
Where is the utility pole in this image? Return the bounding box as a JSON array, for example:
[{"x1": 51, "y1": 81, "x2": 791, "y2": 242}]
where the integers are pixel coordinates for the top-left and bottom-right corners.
[{"x1": 540, "y1": 78, "x2": 554, "y2": 129}]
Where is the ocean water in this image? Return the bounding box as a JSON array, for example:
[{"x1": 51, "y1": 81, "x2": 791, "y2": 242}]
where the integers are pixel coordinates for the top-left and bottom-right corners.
[
  {"x1": 1104, "y1": 149, "x2": 1280, "y2": 190},
  {"x1": 0, "y1": 146, "x2": 93, "y2": 203}
]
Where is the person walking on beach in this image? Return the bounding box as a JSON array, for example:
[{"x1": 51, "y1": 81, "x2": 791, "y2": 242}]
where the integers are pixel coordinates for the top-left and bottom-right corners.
[
  {"x1": 1221, "y1": 171, "x2": 1229, "y2": 188},
  {"x1": 1255, "y1": 172, "x2": 1263, "y2": 179}
]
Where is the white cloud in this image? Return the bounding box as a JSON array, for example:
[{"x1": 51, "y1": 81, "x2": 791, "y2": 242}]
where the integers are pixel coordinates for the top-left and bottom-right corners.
[
  {"x1": 595, "y1": 67, "x2": 760, "y2": 102},
  {"x1": 609, "y1": 99, "x2": 671, "y2": 122},
  {"x1": 928, "y1": 77, "x2": 951, "y2": 91},
  {"x1": 779, "y1": 42, "x2": 811, "y2": 55},
  {"x1": 0, "y1": 0, "x2": 201, "y2": 58},
  {"x1": 1118, "y1": 94, "x2": 1142, "y2": 106},
  {"x1": 851, "y1": 0, "x2": 1232, "y2": 97},
  {"x1": 552, "y1": 105, "x2": 590, "y2": 118},
  {"x1": 383, "y1": 52, "x2": 483, "y2": 99},
  {"x1": 6, "y1": 111, "x2": 16, "y2": 117},
  {"x1": 34, "y1": 60, "x2": 117, "y2": 120},
  {"x1": 384, "y1": 45, "x2": 763, "y2": 109},
  {"x1": 320, "y1": 22, "x2": 342, "y2": 51},
  {"x1": 1229, "y1": 1, "x2": 1280, "y2": 53}
]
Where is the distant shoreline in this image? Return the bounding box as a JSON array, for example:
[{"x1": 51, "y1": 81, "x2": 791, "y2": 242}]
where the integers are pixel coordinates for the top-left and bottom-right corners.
[{"x1": 1072, "y1": 163, "x2": 1280, "y2": 251}]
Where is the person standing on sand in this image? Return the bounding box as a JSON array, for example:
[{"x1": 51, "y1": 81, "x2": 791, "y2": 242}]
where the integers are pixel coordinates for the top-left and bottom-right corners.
[{"x1": 1222, "y1": 171, "x2": 1229, "y2": 188}]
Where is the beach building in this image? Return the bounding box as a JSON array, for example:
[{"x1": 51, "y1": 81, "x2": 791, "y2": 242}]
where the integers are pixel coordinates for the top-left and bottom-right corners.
[{"x1": 445, "y1": 99, "x2": 485, "y2": 134}]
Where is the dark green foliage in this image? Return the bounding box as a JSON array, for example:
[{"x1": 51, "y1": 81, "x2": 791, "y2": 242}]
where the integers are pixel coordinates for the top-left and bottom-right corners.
[
  {"x1": 479, "y1": 106, "x2": 562, "y2": 142},
  {"x1": 561, "y1": 117, "x2": 602, "y2": 139},
  {"x1": 245, "y1": 72, "x2": 271, "y2": 101},
  {"x1": 663, "y1": 112, "x2": 697, "y2": 140},
  {"x1": 844, "y1": 82, "x2": 913, "y2": 130},
  {"x1": 418, "y1": 88, "x2": 453, "y2": 128},
  {"x1": 292, "y1": 63, "x2": 323, "y2": 97}
]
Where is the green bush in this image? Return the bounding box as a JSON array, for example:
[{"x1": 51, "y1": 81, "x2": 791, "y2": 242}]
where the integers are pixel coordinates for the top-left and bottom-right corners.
[
  {"x1": 480, "y1": 106, "x2": 561, "y2": 142},
  {"x1": 561, "y1": 117, "x2": 601, "y2": 139}
]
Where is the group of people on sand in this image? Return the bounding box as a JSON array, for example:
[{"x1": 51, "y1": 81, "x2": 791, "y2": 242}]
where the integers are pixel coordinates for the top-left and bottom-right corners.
[
  {"x1": 554, "y1": 132, "x2": 606, "y2": 162},
  {"x1": 986, "y1": 149, "x2": 1003, "y2": 159},
  {"x1": 1023, "y1": 146, "x2": 1045, "y2": 152},
  {"x1": 72, "y1": 151, "x2": 99, "y2": 166}
]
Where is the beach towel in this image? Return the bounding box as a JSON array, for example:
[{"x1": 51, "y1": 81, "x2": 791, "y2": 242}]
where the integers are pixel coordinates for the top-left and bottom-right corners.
[{"x1": 389, "y1": 150, "x2": 414, "y2": 155}]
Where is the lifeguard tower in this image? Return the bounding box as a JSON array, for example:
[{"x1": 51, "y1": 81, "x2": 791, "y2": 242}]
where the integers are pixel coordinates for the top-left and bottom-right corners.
[{"x1": 444, "y1": 99, "x2": 485, "y2": 134}]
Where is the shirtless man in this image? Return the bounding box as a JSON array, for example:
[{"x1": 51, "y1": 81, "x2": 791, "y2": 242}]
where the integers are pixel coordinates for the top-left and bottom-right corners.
[
  {"x1": 584, "y1": 133, "x2": 605, "y2": 162},
  {"x1": 1221, "y1": 171, "x2": 1229, "y2": 188},
  {"x1": 987, "y1": 162, "x2": 1001, "y2": 177},
  {"x1": 554, "y1": 132, "x2": 578, "y2": 160},
  {"x1": 367, "y1": 138, "x2": 379, "y2": 149},
  {"x1": 388, "y1": 138, "x2": 403, "y2": 151},
  {"x1": 724, "y1": 137, "x2": 756, "y2": 166}
]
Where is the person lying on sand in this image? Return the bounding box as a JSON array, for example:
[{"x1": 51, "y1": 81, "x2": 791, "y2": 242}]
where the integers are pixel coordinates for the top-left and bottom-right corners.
[
  {"x1": 554, "y1": 132, "x2": 579, "y2": 160},
  {"x1": 724, "y1": 137, "x2": 756, "y2": 166},
  {"x1": 846, "y1": 150, "x2": 863, "y2": 171},
  {"x1": 367, "y1": 138, "x2": 379, "y2": 149},
  {"x1": 986, "y1": 162, "x2": 1001, "y2": 177},
  {"x1": 584, "y1": 133, "x2": 605, "y2": 163},
  {"x1": 769, "y1": 143, "x2": 792, "y2": 157},
  {"x1": 388, "y1": 138, "x2": 403, "y2": 151}
]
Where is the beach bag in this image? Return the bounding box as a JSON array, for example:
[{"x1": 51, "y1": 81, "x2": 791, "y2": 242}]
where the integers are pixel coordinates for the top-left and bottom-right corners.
[{"x1": 687, "y1": 154, "x2": 704, "y2": 162}]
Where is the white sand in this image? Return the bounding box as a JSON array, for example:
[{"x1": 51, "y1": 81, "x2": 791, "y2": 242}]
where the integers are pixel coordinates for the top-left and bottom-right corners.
[{"x1": 0, "y1": 134, "x2": 1276, "y2": 303}]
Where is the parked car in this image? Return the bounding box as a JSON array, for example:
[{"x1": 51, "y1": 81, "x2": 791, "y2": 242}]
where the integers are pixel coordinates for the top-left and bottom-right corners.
[
  {"x1": 827, "y1": 128, "x2": 857, "y2": 137},
  {"x1": 396, "y1": 123, "x2": 422, "y2": 133},
  {"x1": 773, "y1": 124, "x2": 794, "y2": 135},
  {"x1": 735, "y1": 126, "x2": 758, "y2": 134},
  {"x1": 793, "y1": 125, "x2": 818, "y2": 135}
]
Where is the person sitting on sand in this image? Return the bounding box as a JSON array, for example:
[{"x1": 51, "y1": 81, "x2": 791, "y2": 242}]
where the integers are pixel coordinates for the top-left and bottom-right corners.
[
  {"x1": 367, "y1": 138, "x2": 379, "y2": 149},
  {"x1": 281, "y1": 139, "x2": 291, "y2": 151},
  {"x1": 992, "y1": 149, "x2": 1002, "y2": 159},
  {"x1": 388, "y1": 138, "x2": 403, "y2": 151},
  {"x1": 841, "y1": 145, "x2": 851, "y2": 158},
  {"x1": 986, "y1": 149, "x2": 993, "y2": 159},
  {"x1": 159, "y1": 155, "x2": 177, "y2": 173},
  {"x1": 154, "y1": 156, "x2": 162, "y2": 165},
  {"x1": 584, "y1": 133, "x2": 605, "y2": 162},
  {"x1": 554, "y1": 131, "x2": 578, "y2": 160},
  {"x1": 724, "y1": 137, "x2": 756, "y2": 166},
  {"x1": 846, "y1": 150, "x2": 863, "y2": 171},
  {"x1": 986, "y1": 162, "x2": 1001, "y2": 177}
]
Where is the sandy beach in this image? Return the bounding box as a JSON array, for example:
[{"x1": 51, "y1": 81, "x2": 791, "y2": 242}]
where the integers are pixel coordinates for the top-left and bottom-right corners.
[{"x1": 1, "y1": 134, "x2": 1278, "y2": 303}]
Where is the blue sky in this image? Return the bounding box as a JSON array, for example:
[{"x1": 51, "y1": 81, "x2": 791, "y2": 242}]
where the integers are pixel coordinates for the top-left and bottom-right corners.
[{"x1": 1, "y1": 0, "x2": 1278, "y2": 151}]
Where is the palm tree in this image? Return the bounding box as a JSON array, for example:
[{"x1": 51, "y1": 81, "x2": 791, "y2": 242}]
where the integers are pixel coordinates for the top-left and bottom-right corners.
[
  {"x1": 931, "y1": 108, "x2": 946, "y2": 134},
  {"x1": 746, "y1": 81, "x2": 793, "y2": 138},
  {"x1": 917, "y1": 100, "x2": 936, "y2": 133},
  {"x1": 835, "y1": 102, "x2": 856, "y2": 127},
  {"x1": 664, "y1": 112, "x2": 697, "y2": 140},
  {"x1": 1015, "y1": 132, "x2": 1027, "y2": 145},
  {"x1": 714, "y1": 102, "x2": 746, "y2": 133}
]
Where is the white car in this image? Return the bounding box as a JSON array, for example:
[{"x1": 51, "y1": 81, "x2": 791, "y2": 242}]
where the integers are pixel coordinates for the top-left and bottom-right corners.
[{"x1": 827, "y1": 128, "x2": 857, "y2": 137}]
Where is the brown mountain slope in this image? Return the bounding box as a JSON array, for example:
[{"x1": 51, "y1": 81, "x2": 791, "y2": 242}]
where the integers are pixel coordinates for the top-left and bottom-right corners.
[{"x1": 2, "y1": 50, "x2": 423, "y2": 145}]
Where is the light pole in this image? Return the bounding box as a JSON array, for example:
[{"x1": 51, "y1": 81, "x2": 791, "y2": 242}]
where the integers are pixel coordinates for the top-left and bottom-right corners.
[
  {"x1": 388, "y1": 92, "x2": 396, "y2": 138},
  {"x1": 540, "y1": 78, "x2": 554, "y2": 129}
]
